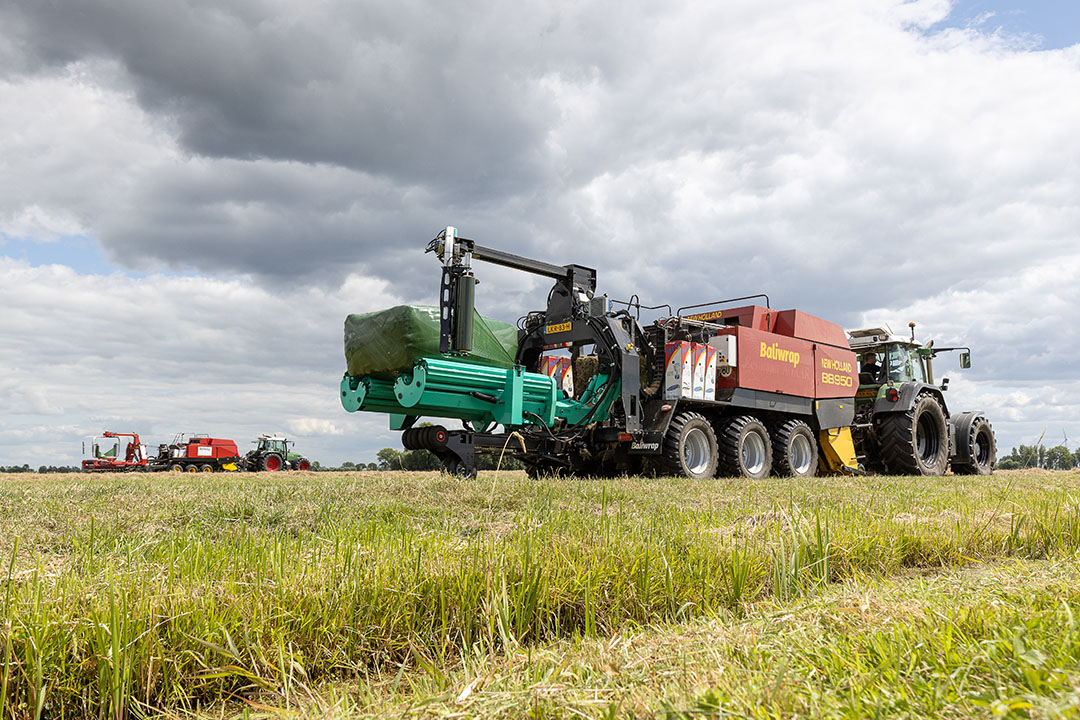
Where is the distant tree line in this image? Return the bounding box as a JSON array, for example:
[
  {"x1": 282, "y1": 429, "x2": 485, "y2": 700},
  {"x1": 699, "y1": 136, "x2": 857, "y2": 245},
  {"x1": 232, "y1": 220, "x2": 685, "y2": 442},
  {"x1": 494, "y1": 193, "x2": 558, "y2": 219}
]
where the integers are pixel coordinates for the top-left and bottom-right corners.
[
  {"x1": 312, "y1": 460, "x2": 379, "y2": 472},
  {"x1": 998, "y1": 444, "x2": 1080, "y2": 471},
  {"x1": 0, "y1": 465, "x2": 83, "y2": 473}
]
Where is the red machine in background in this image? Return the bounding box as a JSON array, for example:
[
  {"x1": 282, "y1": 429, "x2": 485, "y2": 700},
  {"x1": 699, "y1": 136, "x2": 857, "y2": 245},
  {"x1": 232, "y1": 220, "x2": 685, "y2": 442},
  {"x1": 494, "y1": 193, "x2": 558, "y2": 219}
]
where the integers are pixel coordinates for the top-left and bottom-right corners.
[
  {"x1": 82, "y1": 432, "x2": 149, "y2": 471},
  {"x1": 82, "y1": 432, "x2": 241, "y2": 472},
  {"x1": 156, "y1": 434, "x2": 242, "y2": 473}
]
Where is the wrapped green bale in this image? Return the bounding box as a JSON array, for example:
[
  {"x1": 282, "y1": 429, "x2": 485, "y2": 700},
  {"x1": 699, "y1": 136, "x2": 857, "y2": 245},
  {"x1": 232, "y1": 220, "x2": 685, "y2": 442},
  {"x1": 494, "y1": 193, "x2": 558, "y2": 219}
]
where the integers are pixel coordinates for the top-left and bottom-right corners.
[{"x1": 344, "y1": 305, "x2": 518, "y2": 379}]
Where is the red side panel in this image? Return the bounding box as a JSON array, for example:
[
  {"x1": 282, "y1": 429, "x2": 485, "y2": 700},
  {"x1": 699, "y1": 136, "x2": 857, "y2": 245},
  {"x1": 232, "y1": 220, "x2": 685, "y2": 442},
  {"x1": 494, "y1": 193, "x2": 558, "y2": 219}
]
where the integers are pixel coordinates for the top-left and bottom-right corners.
[
  {"x1": 715, "y1": 326, "x2": 815, "y2": 397},
  {"x1": 813, "y1": 345, "x2": 859, "y2": 398},
  {"x1": 773, "y1": 309, "x2": 850, "y2": 348},
  {"x1": 211, "y1": 439, "x2": 239, "y2": 457},
  {"x1": 183, "y1": 437, "x2": 239, "y2": 459},
  {"x1": 715, "y1": 305, "x2": 777, "y2": 332}
]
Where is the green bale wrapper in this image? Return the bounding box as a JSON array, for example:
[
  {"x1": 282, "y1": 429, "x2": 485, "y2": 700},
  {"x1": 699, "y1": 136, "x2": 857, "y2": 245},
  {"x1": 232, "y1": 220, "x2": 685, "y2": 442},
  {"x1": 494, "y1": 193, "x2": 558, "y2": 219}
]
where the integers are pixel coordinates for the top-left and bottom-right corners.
[
  {"x1": 341, "y1": 304, "x2": 618, "y2": 430},
  {"x1": 344, "y1": 305, "x2": 518, "y2": 379}
]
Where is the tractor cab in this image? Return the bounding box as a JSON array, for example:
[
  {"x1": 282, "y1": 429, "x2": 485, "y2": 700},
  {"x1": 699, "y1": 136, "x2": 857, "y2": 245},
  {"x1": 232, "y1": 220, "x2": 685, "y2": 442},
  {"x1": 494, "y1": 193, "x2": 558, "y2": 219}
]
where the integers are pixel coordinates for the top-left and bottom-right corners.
[
  {"x1": 848, "y1": 325, "x2": 972, "y2": 405},
  {"x1": 848, "y1": 328, "x2": 928, "y2": 399},
  {"x1": 255, "y1": 435, "x2": 290, "y2": 456}
]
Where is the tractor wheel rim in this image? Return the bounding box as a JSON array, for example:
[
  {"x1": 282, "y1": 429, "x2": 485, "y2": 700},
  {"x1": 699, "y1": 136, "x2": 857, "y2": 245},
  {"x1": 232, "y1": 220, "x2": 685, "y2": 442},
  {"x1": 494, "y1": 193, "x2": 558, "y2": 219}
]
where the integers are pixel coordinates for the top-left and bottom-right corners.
[
  {"x1": 742, "y1": 430, "x2": 766, "y2": 475},
  {"x1": 683, "y1": 427, "x2": 710, "y2": 475},
  {"x1": 916, "y1": 414, "x2": 940, "y2": 460},
  {"x1": 790, "y1": 433, "x2": 814, "y2": 474},
  {"x1": 267, "y1": 457, "x2": 280, "y2": 470}
]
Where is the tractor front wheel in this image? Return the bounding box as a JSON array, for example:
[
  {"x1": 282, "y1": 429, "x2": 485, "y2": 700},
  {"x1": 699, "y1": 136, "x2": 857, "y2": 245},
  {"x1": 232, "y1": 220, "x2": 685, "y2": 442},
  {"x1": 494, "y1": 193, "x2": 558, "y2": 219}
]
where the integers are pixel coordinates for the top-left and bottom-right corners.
[
  {"x1": 296, "y1": 459, "x2": 311, "y2": 471},
  {"x1": 952, "y1": 415, "x2": 997, "y2": 475},
  {"x1": 878, "y1": 392, "x2": 949, "y2": 475},
  {"x1": 261, "y1": 453, "x2": 283, "y2": 472}
]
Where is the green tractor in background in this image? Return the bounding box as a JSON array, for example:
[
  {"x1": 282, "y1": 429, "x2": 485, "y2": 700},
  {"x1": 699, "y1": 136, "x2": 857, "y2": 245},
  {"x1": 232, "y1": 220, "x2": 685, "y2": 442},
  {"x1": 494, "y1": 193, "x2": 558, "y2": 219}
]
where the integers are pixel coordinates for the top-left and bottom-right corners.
[
  {"x1": 848, "y1": 324, "x2": 996, "y2": 476},
  {"x1": 242, "y1": 434, "x2": 312, "y2": 472}
]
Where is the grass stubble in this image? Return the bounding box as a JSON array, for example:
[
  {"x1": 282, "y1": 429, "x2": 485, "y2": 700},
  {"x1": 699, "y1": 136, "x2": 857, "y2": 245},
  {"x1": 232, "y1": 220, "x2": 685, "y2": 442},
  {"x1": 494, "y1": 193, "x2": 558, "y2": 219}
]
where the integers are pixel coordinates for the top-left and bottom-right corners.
[{"x1": 0, "y1": 469, "x2": 1079, "y2": 718}]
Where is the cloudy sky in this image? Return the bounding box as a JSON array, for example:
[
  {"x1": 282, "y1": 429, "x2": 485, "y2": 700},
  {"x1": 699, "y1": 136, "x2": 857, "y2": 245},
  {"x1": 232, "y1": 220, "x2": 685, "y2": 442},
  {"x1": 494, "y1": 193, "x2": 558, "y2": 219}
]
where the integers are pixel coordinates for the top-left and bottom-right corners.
[{"x1": 1, "y1": 0, "x2": 1078, "y2": 467}]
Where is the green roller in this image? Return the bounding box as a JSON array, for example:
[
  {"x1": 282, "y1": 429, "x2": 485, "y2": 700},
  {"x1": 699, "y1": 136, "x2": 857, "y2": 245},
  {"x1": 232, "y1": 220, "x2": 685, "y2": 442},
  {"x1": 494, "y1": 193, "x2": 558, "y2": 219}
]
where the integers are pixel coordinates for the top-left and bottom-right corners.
[
  {"x1": 342, "y1": 356, "x2": 558, "y2": 428},
  {"x1": 341, "y1": 355, "x2": 619, "y2": 430}
]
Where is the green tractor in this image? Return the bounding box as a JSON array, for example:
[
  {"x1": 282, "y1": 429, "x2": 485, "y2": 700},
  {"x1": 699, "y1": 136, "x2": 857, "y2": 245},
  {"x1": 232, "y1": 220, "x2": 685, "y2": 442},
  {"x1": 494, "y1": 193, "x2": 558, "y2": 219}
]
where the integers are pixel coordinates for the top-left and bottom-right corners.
[
  {"x1": 848, "y1": 324, "x2": 996, "y2": 476},
  {"x1": 243, "y1": 434, "x2": 312, "y2": 472}
]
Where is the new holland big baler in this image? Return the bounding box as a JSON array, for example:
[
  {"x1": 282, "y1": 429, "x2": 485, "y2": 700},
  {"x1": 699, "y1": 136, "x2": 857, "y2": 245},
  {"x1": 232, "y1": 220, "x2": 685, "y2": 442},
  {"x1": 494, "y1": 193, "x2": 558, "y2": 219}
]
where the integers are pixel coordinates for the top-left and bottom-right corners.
[{"x1": 340, "y1": 227, "x2": 865, "y2": 479}]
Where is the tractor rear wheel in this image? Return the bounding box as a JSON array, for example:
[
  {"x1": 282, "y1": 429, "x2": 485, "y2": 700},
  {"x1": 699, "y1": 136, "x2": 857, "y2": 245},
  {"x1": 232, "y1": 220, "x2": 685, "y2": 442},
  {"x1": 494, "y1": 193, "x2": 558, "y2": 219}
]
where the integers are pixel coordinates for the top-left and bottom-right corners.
[
  {"x1": 770, "y1": 419, "x2": 818, "y2": 477},
  {"x1": 877, "y1": 392, "x2": 949, "y2": 476},
  {"x1": 951, "y1": 415, "x2": 997, "y2": 475},
  {"x1": 261, "y1": 453, "x2": 283, "y2": 472},
  {"x1": 662, "y1": 412, "x2": 718, "y2": 479},
  {"x1": 717, "y1": 415, "x2": 772, "y2": 479}
]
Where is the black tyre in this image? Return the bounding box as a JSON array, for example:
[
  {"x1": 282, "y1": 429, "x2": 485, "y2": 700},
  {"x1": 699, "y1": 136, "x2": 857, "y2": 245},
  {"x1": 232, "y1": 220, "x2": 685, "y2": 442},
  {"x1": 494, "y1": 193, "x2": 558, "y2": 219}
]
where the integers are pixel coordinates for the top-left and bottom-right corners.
[
  {"x1": 184, "y1": 464, "x2": 199, "y2": 473},
  {"x1": 199, "y1": 464, "x2": 214, "y2": 473},
  {"x1": 662, "y1": 412, "x2": 718, "y2": 479},
  {"x1": 296, "y1": 458, "x2": 311, "y2": 471},
  {"x1": 951, "y1": 415, "x2": 996, "y2": 475},
  {"x1": 717, "y1": 415, "x2": 772, "y2": 479},
  {"x1": 877, "y1": 391, "x2": 949, "y2": 475},
  {"x1": 260, "y1": 453, "x2": 284, "y2": 472},
  {"x1": 443, "y1": 458, "x2": 478, "y2": 480},
  {"x1": 770, "y1": 419, "x2": 818, "y2": 477},
  {"x1": 169, "y1": 464, "x2": 184, "y2": 473}
]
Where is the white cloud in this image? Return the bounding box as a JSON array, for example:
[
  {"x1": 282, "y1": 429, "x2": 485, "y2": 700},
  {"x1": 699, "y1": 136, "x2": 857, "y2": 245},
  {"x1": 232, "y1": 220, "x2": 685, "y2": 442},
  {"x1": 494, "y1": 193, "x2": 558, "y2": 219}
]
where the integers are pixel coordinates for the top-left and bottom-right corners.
[
  {"x1": 287, "y1": 418, "x2": 345, "y2": 437},
  {"x1": 0, "y1": 258, "x2": 399, "y2": 464}
]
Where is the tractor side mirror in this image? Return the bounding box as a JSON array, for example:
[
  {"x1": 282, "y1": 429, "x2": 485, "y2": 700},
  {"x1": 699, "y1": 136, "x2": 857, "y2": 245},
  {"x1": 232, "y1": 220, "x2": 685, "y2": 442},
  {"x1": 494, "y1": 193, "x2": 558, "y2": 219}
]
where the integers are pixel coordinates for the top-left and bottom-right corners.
[{"x1": 959, "y1": 352, "x2": 971, "y2": 369}]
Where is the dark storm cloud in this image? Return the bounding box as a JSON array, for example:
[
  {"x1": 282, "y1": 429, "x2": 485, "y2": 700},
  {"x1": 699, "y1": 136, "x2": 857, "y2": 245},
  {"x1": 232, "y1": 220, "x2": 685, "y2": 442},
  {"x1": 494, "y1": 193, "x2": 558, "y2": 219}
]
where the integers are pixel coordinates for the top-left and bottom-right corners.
[
  {"x1": 0, "y1": 0, "x2": 654, "y2": 288},
  {"x1": 0, "y1": 0, "x2": 569, "y2": 196}
]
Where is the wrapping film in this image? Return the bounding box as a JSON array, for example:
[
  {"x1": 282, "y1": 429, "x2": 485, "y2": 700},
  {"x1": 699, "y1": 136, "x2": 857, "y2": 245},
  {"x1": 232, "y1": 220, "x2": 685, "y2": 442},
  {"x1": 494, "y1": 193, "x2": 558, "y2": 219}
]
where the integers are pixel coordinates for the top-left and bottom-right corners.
[{"x1": 344, "y1": 305, "x2": 518, "y2": 379}]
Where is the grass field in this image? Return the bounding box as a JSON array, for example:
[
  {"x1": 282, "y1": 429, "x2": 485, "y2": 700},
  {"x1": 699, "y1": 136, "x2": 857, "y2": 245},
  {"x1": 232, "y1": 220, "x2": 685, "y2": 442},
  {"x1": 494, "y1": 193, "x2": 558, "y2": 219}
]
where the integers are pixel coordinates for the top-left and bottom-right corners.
[{"x1": 1, "y1": 469, "x2": 1080, "y2": 718}]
